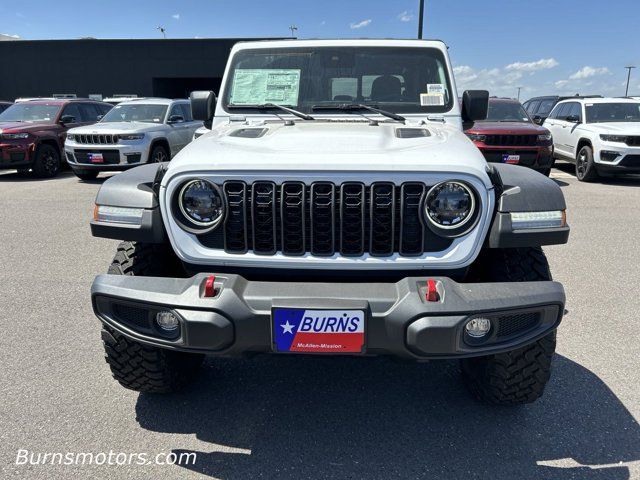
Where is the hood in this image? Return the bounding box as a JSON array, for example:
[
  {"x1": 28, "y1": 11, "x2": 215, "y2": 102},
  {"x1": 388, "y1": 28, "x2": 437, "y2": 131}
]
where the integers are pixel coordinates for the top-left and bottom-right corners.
[
  {"x1": 68, "y1": 121, "x2": 162, "y2": 134},
  {"x1": 465, "y1": 121, "x2": 548, "y2": 134},
  {"x1": 0, "y1": 121, "x2": 57, "y2": 133},
  {"x1": 167, "y1": 120, "x2": 491, "y2": 184},
  {"x1": 584, "y1": 122, "x2": 640, "y2": 134}
]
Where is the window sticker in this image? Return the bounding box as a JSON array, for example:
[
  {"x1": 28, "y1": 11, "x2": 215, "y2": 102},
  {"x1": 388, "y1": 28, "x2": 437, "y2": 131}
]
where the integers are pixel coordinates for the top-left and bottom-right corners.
[
  {"x1": 427, "y1": 84, "x2": 445, "y2": 95},
  {"x1": 420, "y1": 93, "x2": 445, "y2": 106},
  {"x1": 230, "y1": 69, "x2": 301, "y2": 105}
]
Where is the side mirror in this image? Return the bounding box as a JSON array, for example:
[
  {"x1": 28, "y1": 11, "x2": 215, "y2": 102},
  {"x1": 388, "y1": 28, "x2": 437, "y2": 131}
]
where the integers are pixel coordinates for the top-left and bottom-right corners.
[
  {"x1": 97, "y1": 115, "x2": 104, "y2": 121},
  {"x1": 190, "y1": 90, "x2": 217, "y2": 127},
  {"x1": 168, "y1": 114, "x2": 185, "y2": 124},
  {"x1": 60, "y1": 115, "x2": 76, "y2": 124},
  {"x1": 461, "y1": 90, "x2": 489, "y2": 122},
  {"x1": 533, "y1": 115, "x2": 543, "y2": 125},
  {"x1": 566, "y1": 114, "x2": 580, "y2": 123}
]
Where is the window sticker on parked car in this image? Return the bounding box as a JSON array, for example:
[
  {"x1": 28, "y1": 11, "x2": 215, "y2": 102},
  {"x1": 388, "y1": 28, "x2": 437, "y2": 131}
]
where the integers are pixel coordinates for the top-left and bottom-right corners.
[
  {"x1": 230, "y1": 69, "x2": 301, "y2": 105},
  {"x1": 427, "y1": 84, "x2": 445, "y2": 95},
  {"x1": 420, "y1": 93, "x2": 445, "y2": 106}
]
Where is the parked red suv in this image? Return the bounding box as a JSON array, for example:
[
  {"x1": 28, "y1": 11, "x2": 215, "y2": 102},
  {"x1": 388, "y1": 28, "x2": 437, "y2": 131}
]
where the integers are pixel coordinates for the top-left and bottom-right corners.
[
  {"x1": 464, "y1": 97, "x2": 554, "y2": 175},
  {"x1": 0, "y1": 99, "x2": 112, "y2": 177}
]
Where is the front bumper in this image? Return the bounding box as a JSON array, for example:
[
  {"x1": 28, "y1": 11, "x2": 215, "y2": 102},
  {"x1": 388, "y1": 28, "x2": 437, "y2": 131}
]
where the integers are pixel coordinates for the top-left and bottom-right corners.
[
  {"x1": 0, "y1": 141, "x2": 34, "y2": 168},
  {"x1": 65, "y1": 142, "x2": 151, "y2": 170},
  {"x1": 91, "y1": 274, "x2": 565, "y2": 359},
  {"x1": 595, "y1": 144, "x2": 640, "y2": 173}
]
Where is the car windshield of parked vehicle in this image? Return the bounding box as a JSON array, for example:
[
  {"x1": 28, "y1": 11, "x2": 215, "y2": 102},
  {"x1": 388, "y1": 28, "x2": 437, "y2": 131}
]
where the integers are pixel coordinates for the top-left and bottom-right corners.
[
  {"x1": 100, "y1": 104, "x2": 168, "y2": 123},
  {"x1": 222, "y1": 47, "x2": 454, "y2": 114},
  {"x1": 482, "y1": 101, "x2": 531, "y2": 123},
  {"x1": 585, "y1": 103, "x2": 640, "y2": 123},
  {"x1": 0, "y1": 103, "x2": 61, "y2": 123}
]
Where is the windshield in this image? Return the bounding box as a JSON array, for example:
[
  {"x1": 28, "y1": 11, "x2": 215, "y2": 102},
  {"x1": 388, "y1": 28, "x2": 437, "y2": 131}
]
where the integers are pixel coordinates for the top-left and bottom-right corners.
[
  {"x1": 0, "y1": 103, "x2": 61, "y2": 123},
  {"x1": 101, "y1": 104, "x2": 168, "y2": 123},
  {"x1": 585, "y1": 103, "x2": 640, "y2": 123},
  {"x1": 483, "y1": 101, "x2": 531, "y2": 123},
  {"x1": 223, "y1": 46, "x2": 453, "y2": 114}
]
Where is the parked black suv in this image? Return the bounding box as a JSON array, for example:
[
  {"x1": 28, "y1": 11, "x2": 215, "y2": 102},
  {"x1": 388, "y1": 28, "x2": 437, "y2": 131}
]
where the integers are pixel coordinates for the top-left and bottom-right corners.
[{"x1": 523, "y1": 95, "x2": 602, "y2": 124}]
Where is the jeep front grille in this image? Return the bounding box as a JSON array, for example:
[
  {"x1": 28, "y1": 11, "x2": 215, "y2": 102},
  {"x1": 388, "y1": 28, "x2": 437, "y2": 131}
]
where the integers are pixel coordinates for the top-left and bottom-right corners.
[
  {"x1": 75, "y1": 134, "x2": 118, "y2": 145},
  {"x1": 198, "y1": 181, "x2": 453, "y2": 257},
  {"x1": 483, "y1": 134, "x2": 538, "y2": 147}
]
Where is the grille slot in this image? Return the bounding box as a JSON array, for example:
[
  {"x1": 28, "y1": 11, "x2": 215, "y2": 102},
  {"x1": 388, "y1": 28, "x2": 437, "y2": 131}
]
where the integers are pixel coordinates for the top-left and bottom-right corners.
[
  {"x1": 223, "y1": 181, "x2": 248, "y2": 253},
  {"x1": 310, "y1": 182, "x2": 336, "y2": 256},
  {"x1": 200, "y1": 181, "x2": 456, "y2": 257},
  {"x1": 251, "y1": 181, "x2": 277, "y2": 254},
  {"x1": 369, "y1": 183, "x2": 395, "y2": 256},
  {"x1": 340, "y1": 183, "x2": 365, "y2": 256},
  {"x1": 281, "y1": 182, "x2": 306, "y2": 255},
  {"x1": 399, "y1": 183, "x2": 426, "y2": 255}
]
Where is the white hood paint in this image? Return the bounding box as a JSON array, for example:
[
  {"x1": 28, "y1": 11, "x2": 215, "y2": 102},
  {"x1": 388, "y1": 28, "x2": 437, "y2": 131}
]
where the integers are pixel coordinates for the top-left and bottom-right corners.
[
  {"x1": 584, "y1": 122, "x2": 640, "y2": 134},
  {"x1": 165, "y1": 121, "x2": 492, "y2": 187},
  {"x1": 68, "y1": 121, "x2": 163, "y2": 134}
]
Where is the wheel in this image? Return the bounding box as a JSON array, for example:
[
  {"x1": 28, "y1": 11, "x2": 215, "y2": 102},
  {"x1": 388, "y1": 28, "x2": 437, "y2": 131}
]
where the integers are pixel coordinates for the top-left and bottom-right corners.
[
  {"x1": 575, "y1": 145, "x2": 599, "y2": 182},
  {"x1": 73, "y1": 169, "x2": 99, "y2": 181},
  {"x1": 148, "y1": 144, "x2": 169, "y2": 164},
  {"x1": 32, "y1": 144, "x2": 61, "y2": 178},
  {"x1": 102, "y1": 242, "x2": 204, "y2": 393},
  {"x1": 461, "y1": 247, "x2": 557, "y2": 405}
]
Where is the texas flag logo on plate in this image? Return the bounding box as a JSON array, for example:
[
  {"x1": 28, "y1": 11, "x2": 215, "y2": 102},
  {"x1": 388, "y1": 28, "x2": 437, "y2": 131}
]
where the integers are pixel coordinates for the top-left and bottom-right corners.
[{"x1": 272, "y1": 309, "x2": 365, "y2": 354}]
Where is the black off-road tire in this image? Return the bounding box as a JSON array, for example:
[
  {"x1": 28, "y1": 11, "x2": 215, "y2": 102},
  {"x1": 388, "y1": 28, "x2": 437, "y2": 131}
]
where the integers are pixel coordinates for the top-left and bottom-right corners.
[
  {"x1": 462, "y1": 247, "x2": 557, "y2": 405},
  {"x1": 73, "y1": 169, "x2": 99, "y2": 181},
  {"x1": 32, "y1": 144, "x2": 61, "y2": 178},
  {"x1": 575, "y1": 145, "x2": 599, "y2": 182},
  {"x1": 102, "y1": 241, "x2": 204, "y2": 393}
]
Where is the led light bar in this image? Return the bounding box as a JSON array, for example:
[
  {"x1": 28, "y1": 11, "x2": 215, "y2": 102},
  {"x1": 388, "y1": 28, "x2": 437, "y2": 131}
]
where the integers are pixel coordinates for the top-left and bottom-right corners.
[
  {"x1": 510, "y1": 210, "x2": 566, "y2": 230},
  {"x1": 94, "y1": 205, "x2": 144, "y2": 225}
]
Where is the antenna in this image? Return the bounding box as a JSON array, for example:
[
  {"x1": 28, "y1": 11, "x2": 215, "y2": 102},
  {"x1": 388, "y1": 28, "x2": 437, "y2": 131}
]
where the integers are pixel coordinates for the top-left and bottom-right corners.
[
  {"x1": 625, "y1": 66, "x2": 636, "y2": 96},
  {"x1": 157, "y1": 26, "x2": 166, "y2": 39},
  {"x1": 289, "y1": 25, "x2": 298, "y2": 38}
]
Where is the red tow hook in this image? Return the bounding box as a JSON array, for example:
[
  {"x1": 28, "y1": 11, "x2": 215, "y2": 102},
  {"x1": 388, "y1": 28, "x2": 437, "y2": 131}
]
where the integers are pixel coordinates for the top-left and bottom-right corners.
[
  {"x1": 426, "y1": 279, "x2": 440, "y2": 302},
  {"x1": 203, "y1": 275, "x2": 217, "y2": 298}
]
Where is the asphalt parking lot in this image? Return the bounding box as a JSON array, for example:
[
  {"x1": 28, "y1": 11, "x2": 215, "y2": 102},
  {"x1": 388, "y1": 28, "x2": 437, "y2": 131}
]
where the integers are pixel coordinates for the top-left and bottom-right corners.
[{"x1": 1, "y1": 163, "x2": 639, "y2": 480}]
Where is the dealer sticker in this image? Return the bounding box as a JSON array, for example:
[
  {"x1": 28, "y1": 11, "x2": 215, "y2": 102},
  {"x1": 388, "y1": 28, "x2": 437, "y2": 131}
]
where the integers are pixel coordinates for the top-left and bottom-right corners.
[
  {"x1": 272, "y1": 309, "x2": 365, "y2": 353},
  {"x1": 88, "y1": 153, "x2": 104, "y2": 163}
]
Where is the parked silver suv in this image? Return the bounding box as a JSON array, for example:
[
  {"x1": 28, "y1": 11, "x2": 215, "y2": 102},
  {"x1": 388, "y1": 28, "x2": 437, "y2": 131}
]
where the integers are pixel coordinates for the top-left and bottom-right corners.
[{"x1": 65, "y1": 98, "x2": 202, "y2": 180}]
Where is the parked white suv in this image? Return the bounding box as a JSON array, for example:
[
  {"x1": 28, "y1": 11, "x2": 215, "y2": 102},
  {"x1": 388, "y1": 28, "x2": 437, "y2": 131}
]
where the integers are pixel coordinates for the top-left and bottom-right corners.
[
  {"x1": 544, "y1": 97, "x2": 640, "y2": 181},
  {"x1": 65, "y1": 98, "x2": 202, "y2": 180}
]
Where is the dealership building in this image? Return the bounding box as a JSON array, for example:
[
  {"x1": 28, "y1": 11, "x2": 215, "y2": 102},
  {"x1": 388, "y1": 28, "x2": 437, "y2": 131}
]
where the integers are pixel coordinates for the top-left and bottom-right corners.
[{"x1": 0, "y1": 37, "x2": 282, "y2": 102}]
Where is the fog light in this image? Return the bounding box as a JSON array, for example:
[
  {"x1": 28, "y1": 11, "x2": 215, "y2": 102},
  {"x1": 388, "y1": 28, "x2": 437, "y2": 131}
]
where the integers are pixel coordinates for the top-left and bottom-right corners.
[
  {"x1": 465, "y1": 317, "x2": 491, "y2": 338},
  {"x1": 155, "y1": 311, "x2": 179, "y2": 332}
]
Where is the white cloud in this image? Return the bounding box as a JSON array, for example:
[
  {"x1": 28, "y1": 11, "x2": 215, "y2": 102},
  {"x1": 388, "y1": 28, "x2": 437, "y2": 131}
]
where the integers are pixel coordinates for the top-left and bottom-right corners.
[
  {"x1": 569, "y1": 66, "x2": 610, "y2": 80},
  {"x1": 350, "y1": 19, "x2": 372, "y2": 29},
  {"x1": 0, "y1": 33, "x2": 20, "y2": 40},
  {"x1": 398, "y1": 11, "x2": 413, "y2": 22},
  {"x1": 505, "y1": 58, "x2": 559, "y2": 72},
  {"x1": 172, "y1": 13, "x2": 180, "y2": 20}
]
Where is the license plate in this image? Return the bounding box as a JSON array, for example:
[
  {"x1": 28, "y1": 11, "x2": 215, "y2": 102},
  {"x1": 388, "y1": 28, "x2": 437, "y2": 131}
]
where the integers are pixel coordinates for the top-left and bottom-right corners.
[
  {"x1": 89, "y1": 153, "x2": 104, "y2": 163},
  {"x1": 272, "y1": 308, "x2": 365, "y2": 354},
  {"x1": 502, "y1": 154, "x2": 520, "y2": 164}
]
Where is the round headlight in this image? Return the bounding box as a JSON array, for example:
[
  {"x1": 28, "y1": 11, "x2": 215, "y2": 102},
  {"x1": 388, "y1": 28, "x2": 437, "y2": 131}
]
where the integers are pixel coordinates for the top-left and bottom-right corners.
[
  {"x1": 424, "y1": 181, "x2": 476, "y2": 232},
  {"x1": 178, "y1": 179, "x2": 225, "y2": 229}
]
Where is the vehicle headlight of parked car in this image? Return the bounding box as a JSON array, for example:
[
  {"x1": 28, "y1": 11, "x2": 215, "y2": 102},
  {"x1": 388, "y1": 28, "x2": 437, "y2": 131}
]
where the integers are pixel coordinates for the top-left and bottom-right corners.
[
  {"x1": 537, "y1": 133, "x2": 552, "y2": 142},
  {"x1": 599, "y1": 134, "x2": 627, "y2": 143},
  {"x1": 0, "y1": 132, "x2": 30, "y2": 140},
  {"x1": 173, "y1": 179, "x2": 225, "y2": 233},
  {"x1": 465, "y1": 133, "x2": 486, "y2": 142},
  {"x1": 424, "y1": 180, "x2": 478, "y2": 237},
  {"x1": 118, "y1": 133, "x2": 145, "y2": 141}
]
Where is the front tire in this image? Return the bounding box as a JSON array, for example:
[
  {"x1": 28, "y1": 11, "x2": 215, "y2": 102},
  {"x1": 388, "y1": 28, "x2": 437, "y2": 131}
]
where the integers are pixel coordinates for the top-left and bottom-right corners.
[
  {"x1": 575, "y1": 145, "x2": 599, "y2": 182},
  {"x1": 102, "y1": 242, "x2": 204, "y2": 393},
  {"x1": 462, "y1": 247, "x2": 557, "y2": 405},
  {"x1": 148, "y1": 144, "x2": 169, "y2": 164},
  {"x1": 32, "y1": 144, "x2": 61, "y2": 178}
]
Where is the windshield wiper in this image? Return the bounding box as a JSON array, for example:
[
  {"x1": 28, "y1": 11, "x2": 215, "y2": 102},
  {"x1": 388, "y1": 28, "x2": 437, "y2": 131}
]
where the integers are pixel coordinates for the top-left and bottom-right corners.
[
  {"x1": 227, "y1": 103, "x2": 314, "y2": 121},
  {"x1": 312, "y1": 103, "x2": 406, "y2": 123}
]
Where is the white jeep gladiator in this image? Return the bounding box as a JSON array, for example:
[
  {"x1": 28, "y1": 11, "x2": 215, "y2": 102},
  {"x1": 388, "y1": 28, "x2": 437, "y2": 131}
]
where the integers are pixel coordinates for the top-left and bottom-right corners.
[
  {"x1": 65, "y1": 98, "x2": 202, "y2": 180},
  {"x1": 89, "y1": 39, "x2": 570, "y2": 405}
]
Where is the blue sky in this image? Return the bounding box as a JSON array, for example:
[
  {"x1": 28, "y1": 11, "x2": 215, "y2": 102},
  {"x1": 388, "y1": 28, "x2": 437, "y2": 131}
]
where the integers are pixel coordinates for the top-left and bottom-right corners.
[{"x1": 1, "y1": 0, "x2": 639, "y2": 99}]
